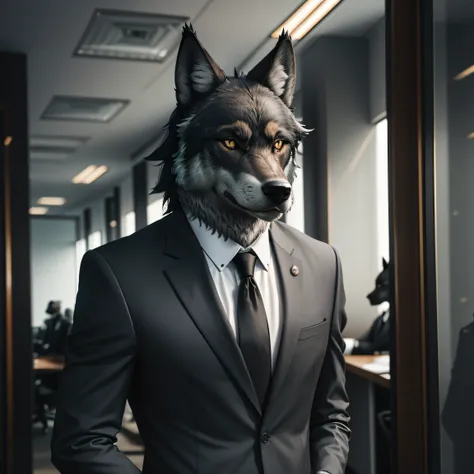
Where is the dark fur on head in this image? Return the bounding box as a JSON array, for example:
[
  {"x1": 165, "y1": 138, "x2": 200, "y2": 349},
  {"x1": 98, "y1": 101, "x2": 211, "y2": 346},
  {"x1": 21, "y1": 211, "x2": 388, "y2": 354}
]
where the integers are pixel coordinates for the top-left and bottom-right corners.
[
  {"x1": 146, "y1": 24, "x2": 311, "y2": 247},
  {"x1": 367, "y1": 258, "x2": 391, "y2": 306}
]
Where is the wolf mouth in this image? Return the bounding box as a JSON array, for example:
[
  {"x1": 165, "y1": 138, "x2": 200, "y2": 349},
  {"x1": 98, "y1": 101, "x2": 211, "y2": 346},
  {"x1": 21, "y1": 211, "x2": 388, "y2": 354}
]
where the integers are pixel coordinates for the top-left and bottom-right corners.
[{"x1": 222, "y1": 190, "x2": 282, "y2": 214}]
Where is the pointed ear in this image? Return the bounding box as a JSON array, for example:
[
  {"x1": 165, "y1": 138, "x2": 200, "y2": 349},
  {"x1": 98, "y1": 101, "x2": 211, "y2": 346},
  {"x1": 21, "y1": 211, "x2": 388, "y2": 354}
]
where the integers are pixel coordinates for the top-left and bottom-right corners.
[
  {"x1": 174, "y1": 24, "x2": 227, "y2": 108},
  {"x1": 246, "y1": 30, "x2": 296, "y2": 107},
  {"x1": 382, "y1": 258, "x2": 388, "y2": 269}
]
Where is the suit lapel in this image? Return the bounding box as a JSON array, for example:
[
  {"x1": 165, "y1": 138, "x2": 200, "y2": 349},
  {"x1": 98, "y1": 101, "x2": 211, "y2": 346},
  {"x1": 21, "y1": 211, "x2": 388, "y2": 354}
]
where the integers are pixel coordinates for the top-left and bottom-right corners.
[
  {"x1": 265, "y1": 222, "x2": 303, "y2": 409},
  {"x1": 162, "y1": 211, "x2": 262, "y2": 416}
]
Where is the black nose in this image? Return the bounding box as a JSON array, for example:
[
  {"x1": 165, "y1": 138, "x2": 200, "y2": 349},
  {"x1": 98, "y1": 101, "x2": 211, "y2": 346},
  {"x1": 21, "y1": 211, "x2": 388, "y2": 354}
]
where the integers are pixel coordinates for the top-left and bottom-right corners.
[{"x1": 262, "y1": 180, "x2": 292, "y2": 205}]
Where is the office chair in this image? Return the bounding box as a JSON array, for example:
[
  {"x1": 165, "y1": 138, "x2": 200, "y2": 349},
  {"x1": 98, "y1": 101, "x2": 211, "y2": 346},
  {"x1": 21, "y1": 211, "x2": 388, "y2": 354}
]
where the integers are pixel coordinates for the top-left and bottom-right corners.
[{"x1": 33, "y1": 378, "x2": 57, "y2": 433}]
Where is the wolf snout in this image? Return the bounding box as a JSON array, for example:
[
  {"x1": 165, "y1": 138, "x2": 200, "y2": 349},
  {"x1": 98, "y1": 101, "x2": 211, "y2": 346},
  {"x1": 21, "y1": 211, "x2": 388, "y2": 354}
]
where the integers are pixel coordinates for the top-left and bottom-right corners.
[{"x1": 262, "y1": 180, "x2": 292, "y2": 205}]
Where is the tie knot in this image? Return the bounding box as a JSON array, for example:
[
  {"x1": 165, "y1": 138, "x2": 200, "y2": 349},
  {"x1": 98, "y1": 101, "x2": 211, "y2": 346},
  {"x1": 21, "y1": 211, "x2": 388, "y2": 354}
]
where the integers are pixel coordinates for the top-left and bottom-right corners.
[{"x1": 232, "y1": 251, "x2": 257, "y2": 279}]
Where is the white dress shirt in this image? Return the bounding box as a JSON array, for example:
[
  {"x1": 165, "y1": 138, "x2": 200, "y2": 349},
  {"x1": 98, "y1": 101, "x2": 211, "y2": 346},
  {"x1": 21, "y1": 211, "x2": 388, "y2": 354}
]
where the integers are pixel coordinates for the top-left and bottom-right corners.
[{"x1": 187, "y1": 217, "x2": 282, "y2": 370}]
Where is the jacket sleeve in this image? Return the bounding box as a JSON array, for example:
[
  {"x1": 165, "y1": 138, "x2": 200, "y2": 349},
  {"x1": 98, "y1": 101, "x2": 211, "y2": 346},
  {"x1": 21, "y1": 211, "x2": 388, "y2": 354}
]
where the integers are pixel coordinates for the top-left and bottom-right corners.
[
  {"x1": 51, "y1": 250, "x2": 141, "y2": 474},
  {"x1": 310, "y1": 248, "x2": 351, "y2": 474}
]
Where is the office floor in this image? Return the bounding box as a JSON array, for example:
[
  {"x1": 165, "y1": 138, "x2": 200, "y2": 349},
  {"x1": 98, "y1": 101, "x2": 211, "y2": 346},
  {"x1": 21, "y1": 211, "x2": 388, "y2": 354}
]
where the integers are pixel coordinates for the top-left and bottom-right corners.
[{"x1": 32, "y1": 421, "x2": 144, "y2": 473}]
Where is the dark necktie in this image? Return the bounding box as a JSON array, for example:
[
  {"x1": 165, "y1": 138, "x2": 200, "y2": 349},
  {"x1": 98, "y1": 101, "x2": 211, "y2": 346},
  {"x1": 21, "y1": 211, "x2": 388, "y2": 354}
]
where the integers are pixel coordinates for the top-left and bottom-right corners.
[{"x1": 232, "y1": 251, "x2": 272, "y2": 406}]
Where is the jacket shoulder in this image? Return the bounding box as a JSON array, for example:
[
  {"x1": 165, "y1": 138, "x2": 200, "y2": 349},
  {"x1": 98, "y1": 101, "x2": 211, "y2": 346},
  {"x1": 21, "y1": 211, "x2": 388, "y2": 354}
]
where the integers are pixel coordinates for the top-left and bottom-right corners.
[
  {"x1": 273, "y1": 221, "x2": 336, "y2": 260},
  {"x1": 91, "y1": 214, "x2": 170, "y2": 264}
]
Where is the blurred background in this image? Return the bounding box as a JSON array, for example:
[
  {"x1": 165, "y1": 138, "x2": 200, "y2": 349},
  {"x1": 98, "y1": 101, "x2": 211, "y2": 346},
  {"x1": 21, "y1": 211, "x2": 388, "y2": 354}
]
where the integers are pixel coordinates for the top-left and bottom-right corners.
[{"x1": 1, "y1": 0, "x2": 472, "y2": 473}]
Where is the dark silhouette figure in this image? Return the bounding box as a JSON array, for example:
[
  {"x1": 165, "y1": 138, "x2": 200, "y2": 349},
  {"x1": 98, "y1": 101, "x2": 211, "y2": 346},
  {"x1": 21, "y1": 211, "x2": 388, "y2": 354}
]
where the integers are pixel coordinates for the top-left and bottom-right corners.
[
  {"x1": 442, "y1": 317, "x2": 474, "y2": 474},
  {"x1": 33, "y1": 301, "x2": 72, "y2": 433},
  {"x1": 347, "y1": 258, "x2": 391, "y2": 355},
  {"x1": 37, "y1": 301, "x2": 72, "y2": 356}
]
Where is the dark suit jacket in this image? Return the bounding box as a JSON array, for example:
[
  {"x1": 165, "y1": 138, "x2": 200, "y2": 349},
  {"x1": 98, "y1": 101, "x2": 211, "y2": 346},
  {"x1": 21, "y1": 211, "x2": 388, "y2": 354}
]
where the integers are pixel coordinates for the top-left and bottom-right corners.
[
  {"x1": 352, "y1": 311, "x2": 390, "y2": 355},
  {"x1": 51, "y1": 210, "x2": 350, "y2": 474}
]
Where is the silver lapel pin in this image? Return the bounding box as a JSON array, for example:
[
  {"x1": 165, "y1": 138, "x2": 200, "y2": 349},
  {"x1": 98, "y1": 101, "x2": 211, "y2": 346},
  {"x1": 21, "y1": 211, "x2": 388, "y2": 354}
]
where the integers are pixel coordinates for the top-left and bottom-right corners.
[{"x1": 290, "y1": 265, "x2": 299, "y2": 277}]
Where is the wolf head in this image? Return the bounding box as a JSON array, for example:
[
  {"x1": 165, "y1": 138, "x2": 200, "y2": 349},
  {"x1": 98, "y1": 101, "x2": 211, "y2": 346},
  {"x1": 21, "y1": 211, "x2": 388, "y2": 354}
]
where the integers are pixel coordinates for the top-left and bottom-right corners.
[
  {"x1": 367, "y1": 258, "x2": 391, "y2": 306},
  {"x1": 146, "y1": 24, "x2": 311, "y2": 247}
]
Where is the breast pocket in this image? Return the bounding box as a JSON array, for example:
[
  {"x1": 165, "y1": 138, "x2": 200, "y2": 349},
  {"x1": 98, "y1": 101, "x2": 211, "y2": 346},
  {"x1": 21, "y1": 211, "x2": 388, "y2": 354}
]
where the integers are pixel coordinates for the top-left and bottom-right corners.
[{"x1": 298, "y1": 318, "x2": 329, "y2": 341}]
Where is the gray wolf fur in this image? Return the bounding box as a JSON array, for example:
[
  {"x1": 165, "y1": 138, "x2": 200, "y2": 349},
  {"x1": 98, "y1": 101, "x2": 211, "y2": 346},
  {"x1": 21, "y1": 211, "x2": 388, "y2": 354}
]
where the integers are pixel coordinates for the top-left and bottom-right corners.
[{"x1": 146, "y1": 24, "x2": 311, "y2": 247}]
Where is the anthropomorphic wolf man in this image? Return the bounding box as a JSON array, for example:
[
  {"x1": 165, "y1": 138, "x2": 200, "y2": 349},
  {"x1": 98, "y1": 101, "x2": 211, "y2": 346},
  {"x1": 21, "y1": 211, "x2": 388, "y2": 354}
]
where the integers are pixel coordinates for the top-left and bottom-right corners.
[{"x1": 51, "y1": 25, "x2": 350, "y2": 474}]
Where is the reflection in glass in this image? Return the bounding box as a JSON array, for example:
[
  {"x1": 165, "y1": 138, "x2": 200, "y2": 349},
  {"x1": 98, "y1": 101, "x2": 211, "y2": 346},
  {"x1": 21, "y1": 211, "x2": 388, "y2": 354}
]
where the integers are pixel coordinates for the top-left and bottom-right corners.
[{"x1": 433, "y1": 0, "x2": 474, "y2": 472}]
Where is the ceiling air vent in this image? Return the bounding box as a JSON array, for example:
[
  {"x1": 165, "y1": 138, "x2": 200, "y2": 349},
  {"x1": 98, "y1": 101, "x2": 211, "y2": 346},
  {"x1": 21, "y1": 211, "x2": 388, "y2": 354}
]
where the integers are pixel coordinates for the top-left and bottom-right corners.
[
  {"x1": 30, "y1": 146, "x2": 74, "y2": 161},
  {"x1": 41, "y1": 96, "x2": 129, "y2": 123},
  {"x1": 30, "y1": 135, "x2": 90, "y2": 149},
  {"x1": 74, "y1": 9, "x2": 189, "y2": 63}
]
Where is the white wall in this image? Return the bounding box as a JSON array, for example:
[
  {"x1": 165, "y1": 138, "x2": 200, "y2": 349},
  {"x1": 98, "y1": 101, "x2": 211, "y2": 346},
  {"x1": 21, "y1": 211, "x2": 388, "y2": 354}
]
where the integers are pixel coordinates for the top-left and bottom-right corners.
[{"x1": 30, "y1": 218, "x2": 77, "y2": 327}]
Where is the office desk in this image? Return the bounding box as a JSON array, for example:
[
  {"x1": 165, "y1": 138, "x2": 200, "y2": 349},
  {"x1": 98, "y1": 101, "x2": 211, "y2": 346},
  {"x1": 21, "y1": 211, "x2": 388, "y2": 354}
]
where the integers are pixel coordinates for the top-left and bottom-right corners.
[
  {"x1": 34, "y1": 356, "x2": 65, "y2": 373},
  {"x1": 345, "y1": 355, "x2": 390, "y2": 388},
  {"x1": 345, "y1": 355, "x2": 390, "y2": 474}
]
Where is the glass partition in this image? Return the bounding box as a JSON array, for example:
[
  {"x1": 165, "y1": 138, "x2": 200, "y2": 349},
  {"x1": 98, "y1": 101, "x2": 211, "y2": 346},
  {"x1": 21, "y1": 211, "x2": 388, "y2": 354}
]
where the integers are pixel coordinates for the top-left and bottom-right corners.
[{"x1": 432, "y1": 0, "x2": 474, "y2": 472}]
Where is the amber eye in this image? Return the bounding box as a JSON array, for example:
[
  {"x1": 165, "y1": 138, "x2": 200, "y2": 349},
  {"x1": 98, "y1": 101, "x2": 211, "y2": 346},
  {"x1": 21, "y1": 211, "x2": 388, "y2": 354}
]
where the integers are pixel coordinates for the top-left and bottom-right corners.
[
  {"x1": 223, "y1": 139, "x2": 237, "y2": 150},
  {"x1": 273, "y1": 139, "x2": 285, "y2": 151}
]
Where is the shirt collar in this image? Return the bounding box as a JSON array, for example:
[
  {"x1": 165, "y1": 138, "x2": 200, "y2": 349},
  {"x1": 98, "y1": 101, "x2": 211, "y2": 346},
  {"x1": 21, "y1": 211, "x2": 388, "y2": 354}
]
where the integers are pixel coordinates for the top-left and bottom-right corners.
[{"x1": 187, "y1": 216, "x2": 271, "y2": 272}]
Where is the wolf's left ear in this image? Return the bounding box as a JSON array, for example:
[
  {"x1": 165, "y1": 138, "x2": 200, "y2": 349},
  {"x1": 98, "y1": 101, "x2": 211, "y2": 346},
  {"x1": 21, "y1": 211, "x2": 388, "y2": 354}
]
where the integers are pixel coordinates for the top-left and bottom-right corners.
[
  {"x1": 175, "y1": 24, "x2": 227, "y2": 108},
  {"x1": 382, "y1": 258, "x2": 389, "y2": 269},
  {"x1": 246, "y1": 30, "x2": 296, "y2": 107}
]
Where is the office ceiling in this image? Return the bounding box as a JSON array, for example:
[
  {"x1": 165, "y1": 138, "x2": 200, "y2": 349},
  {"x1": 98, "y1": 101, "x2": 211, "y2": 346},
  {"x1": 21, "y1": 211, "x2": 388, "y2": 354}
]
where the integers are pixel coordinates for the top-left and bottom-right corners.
[{"x1": 0, "y1": 0, "x2": 384, "y2": 214}]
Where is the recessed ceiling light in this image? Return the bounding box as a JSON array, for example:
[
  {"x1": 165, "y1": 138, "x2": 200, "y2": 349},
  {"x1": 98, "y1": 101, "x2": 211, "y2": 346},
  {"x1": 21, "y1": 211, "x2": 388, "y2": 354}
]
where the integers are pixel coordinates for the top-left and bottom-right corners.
[
  {"x1": 74, "y1": 9, "x2": 189, "y2": 63},
  {"x1": 29, "y1": 207, "x2": 48, "y2": 215},
  {"x1": 37, "y1": 197, "x2": 67, "y2": 206},
  {"x1": 3, "y1": 136, "x2": 13, "y2": 147},
  {"x1": 272, "y1": 0, "x2": 342, "y2": 40},
  {"x1": 72, "y1": 165, "x2": 108, "y2": 184},
  {"x1": 468, "y1": 132, "x2": 474, "y2": 139},
  {"x1": 454, "y1": 65, "x2": 474, "y2": 81}
]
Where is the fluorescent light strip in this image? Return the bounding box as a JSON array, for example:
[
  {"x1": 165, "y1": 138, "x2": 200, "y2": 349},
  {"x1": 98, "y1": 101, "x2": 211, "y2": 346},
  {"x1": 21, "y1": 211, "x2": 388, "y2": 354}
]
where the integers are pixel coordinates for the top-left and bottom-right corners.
[
  {"x1": 29, "y1": 207, "x2": 48, "y2": 215},
  {"x1": 454, "y1": 65, "x2": 474, "y2": 81},
  {"x1": 82, "y1": 165, "x2": 108, "y2": 184},
  {"x1": 72, "y1": 165, "x2": 108, "y2": 184},
  {"x1": 72, "y1": 165, "x2": 97, "y2": 184},
  {"x1": 291, "y1": 0, "x2": 342, "y2": 40},
  {"x1": 37, "y1": 197, "x2": 66, "y2": 206},
  {"x1": 271, "y1": 0, "x2": 325, "y2": 38}
]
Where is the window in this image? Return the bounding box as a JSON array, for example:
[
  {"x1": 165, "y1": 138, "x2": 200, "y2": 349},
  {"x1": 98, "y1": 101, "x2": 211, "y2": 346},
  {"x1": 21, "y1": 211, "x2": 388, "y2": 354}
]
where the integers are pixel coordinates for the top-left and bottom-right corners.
[
  {"x1": 147, "y1": 197, "x2": 164, "y2": 224},
  {"x1": 88, "y1": 231, "x2": 102, "y2": 250},
  {"x1": 123, "y1": 211, "x2": 135, "y2": 237},
  {"x1": 284, "y1": 142, "x2": 305, "y2": 233},
  {"x1": 375, "y1": 118, "x2": 389, "y2": 268}
]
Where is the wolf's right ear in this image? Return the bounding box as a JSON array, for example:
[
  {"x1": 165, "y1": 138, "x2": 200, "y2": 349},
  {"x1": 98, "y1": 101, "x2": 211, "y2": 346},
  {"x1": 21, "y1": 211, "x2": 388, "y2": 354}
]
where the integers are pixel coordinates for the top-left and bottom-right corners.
[
  {"x1": 175, "y1": 24, "x2": 227, "y2": 108},
  {"x1": 246, "y1": 30, "x2": 296, "y2": 107},
  {"x1": 382, "y1": 258, "x2": 389, "y2": 269}
]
